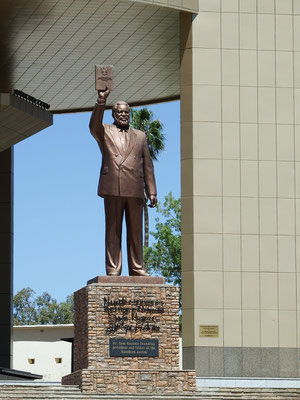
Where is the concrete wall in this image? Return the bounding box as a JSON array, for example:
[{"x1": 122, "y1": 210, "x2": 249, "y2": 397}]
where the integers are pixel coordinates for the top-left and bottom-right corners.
[
  {"x1": 181, "y1": 0, "x2": 300, "y2": 377},
  {"x1": 13, "y1": 325, "x2": 73, "y2": 382}
]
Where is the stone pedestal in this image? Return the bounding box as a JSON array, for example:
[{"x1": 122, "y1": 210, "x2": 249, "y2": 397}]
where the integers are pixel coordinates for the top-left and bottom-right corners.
[{"x1": 62, "y1": 277, "x2": 196, "y2": 394}]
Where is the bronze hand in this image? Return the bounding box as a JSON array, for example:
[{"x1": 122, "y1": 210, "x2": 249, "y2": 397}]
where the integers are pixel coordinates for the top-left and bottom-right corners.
[
  {"x1": 148, "y1": 195, "x2": 157, "y2": 208},
  {"x1": 97, "y1": 89, "x2": 110, "y2": 102}
]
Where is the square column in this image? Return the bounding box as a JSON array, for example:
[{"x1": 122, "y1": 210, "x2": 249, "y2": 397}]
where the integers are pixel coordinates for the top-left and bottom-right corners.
[
  {"x1": 180, "y1": 2, "x2": 300, "y2": 378},
  {"x1": 0, "y1": 148, "x2": 13, "y2": 368}
]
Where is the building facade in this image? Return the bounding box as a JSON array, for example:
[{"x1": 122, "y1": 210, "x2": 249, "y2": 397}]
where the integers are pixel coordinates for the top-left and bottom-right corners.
[{"x1": 181, "y1": 0, "x2": 300, "y2": 377}]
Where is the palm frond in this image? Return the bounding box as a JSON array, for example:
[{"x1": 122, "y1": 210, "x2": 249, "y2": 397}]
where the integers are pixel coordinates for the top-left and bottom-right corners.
[{"x1": 130, "y1": 108, "x2": 165, "y2": 162}]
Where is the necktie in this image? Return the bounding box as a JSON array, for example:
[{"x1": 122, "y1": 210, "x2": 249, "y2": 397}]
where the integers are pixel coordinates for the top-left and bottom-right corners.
[{"x1": 119, "y1": 129, "x2": 128, "y2": 153}]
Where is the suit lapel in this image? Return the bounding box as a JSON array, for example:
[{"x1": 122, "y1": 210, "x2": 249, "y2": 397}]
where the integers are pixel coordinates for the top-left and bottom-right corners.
[
  {"x1": 106, "y1": 125, "x2": 137, "y2": 164},
  {"x1": 106, "y1": 125, "x2": 123, "y2": 157}
]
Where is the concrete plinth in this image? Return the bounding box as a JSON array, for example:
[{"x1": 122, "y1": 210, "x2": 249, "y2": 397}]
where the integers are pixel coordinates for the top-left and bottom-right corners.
[{"x1": 62, "y1": 276, "x2": 196, "y2": 394}]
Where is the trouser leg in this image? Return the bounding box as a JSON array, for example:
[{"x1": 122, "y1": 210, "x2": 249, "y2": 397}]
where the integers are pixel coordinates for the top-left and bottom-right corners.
[
  {"x1": 104, "y1": 196, "x2": 124, "y2": 275},
  {"x1": 125, "y1": 197, "x2": 148, "y2": 276}
]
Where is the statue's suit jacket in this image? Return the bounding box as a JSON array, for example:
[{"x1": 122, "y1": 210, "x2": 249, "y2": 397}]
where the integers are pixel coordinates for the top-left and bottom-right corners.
[{"x1": 90, "y1": 105, "x2": 157, "y2": 199}]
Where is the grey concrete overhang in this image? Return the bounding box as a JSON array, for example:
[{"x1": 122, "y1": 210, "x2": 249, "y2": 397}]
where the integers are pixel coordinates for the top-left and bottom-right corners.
[
  {"x1": 0, "y1": 93, "x2": 53, "y2": 151},
  {"x1": 4, "y1": 0, "x2": 197, "y2": 114},
  {"x1": 130, "y1": 0, "x2": 198, "y2": 13}
]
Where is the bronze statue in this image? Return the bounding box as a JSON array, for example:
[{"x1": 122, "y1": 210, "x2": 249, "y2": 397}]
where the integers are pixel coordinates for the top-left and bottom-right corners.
[{"x1": 89, "y1": 89, "x2": 157, "y2": 276}]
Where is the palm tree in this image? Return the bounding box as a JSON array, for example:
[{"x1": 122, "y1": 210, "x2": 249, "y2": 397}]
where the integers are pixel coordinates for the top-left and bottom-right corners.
[{"x1": 130, "y1": 108, "x2": 165, "y2": 269}]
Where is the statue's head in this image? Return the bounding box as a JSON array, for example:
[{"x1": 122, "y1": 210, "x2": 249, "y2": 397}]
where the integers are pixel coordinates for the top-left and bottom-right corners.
[{"x1": 112, "y1": 101, "x2": 130, "y2": 130}]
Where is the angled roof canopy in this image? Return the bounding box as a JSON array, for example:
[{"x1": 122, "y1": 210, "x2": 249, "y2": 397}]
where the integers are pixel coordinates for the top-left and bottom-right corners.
[{"x1": 3, "y1": 0, "x2": 196, "y2": 113}]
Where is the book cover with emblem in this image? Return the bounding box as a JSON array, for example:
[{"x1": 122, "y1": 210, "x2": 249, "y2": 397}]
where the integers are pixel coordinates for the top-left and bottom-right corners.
[{"x1": 95, "y1": 65, "x2": 114, "y2": 91}]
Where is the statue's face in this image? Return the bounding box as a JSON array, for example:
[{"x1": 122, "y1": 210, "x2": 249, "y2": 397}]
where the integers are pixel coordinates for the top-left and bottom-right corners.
[{"x1": 113, "y1": 104, "x2": 130, "y2": 129}]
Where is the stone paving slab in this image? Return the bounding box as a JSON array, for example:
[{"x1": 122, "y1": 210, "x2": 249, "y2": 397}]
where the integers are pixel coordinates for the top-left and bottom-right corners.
[{"x1": 1, "y1": 385, "x2": 300, "y2": 399}]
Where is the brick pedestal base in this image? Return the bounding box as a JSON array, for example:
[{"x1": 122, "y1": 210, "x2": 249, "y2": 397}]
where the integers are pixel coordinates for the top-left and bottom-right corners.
[
  {"x1": 63, "y1": 369, "x2": 196, "y2": 393},
  {"x1": 62, "y1": 277, "x2": 196, "y2": 394}
]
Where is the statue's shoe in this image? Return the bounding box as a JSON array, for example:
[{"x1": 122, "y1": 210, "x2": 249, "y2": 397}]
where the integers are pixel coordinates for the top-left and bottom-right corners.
[{"x1": 130, "y1": 268, "x2": 150, "y2": 276}]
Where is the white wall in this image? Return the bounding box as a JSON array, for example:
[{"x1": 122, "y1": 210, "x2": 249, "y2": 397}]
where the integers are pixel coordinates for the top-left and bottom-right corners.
[
  {"x1": 13, "y1": 325, "x2": 183, "y2": 378},
  {"x1": 13, "y1": 325, "x2": 73, "y2": 382}
]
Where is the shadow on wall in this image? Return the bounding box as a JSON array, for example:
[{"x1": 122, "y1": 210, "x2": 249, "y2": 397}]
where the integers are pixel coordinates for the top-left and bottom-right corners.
[
  {"x1": 0, "y1": 0, "x2": 54, "y2": 93},
  {"x1": 0, "y1": 0, "x2": 13, "y2": 92}
]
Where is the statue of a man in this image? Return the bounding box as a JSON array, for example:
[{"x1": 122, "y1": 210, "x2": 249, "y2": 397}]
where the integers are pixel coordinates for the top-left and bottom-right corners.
[{"x1": 89, "y1": 89, "x2": 157, "y2": 276}]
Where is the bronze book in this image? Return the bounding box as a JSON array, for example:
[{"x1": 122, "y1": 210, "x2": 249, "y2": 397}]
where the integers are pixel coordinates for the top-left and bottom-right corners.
[{"x1": 95, "y1": 65, "x2": 114, "y2": 91}]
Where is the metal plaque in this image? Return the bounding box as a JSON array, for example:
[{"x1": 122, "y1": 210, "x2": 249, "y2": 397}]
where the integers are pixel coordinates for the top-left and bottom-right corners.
[
  {"x1": 199, "y1": 325, "x2": 219, "y2": 338},
  {"x1": 109, "y1": 338, "x2": 159, "y2": 357}
]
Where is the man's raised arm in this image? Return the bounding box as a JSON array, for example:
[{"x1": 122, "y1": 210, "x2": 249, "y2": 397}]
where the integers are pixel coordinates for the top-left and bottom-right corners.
[{"x1": 89, "y1": 89, "x2": 110, "y2": 145}]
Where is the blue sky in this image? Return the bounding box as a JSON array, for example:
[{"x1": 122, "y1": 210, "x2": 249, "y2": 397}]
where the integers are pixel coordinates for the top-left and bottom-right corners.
[{"x1": 13, "y1": 100, "x2": 181, "y2": 302}]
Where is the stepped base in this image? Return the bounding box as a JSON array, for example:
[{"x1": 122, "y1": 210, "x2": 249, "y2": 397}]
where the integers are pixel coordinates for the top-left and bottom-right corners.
[
  {"x1": 1, "y1": 384, "x2": 300, "y2": 398},
  {"x1": 62, "y1": 369, "x2": 196, "y2": 394}
]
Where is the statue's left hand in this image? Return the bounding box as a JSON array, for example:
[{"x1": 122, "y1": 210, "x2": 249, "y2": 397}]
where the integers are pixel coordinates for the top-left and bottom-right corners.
[{"x1": 149, "y1": 195, "x2": 157, "y2": 208}]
